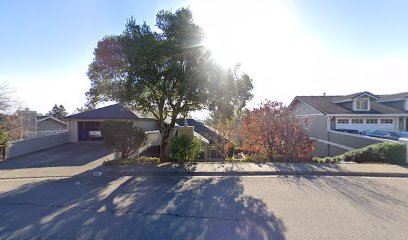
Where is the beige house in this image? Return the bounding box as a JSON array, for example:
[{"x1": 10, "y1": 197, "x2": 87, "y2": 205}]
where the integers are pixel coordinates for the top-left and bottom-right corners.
[
  {"x1": 65, "y1": 104, "x2": 225, "y2": 160},
  {"x1": 36, "y1": 116, "x2": 68, "y2": 131}
]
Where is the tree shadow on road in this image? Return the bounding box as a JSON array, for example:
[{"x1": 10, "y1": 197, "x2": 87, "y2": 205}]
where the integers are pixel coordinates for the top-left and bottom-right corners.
[
  {"x1": 0, "y1": 172, "x2": 286, "y2": 239},
  {"x1": 279, "y1": 175, "x2": 408, "y2": 223}
]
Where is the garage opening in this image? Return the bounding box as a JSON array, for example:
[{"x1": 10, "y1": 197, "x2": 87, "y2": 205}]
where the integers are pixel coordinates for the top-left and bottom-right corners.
[{"x1": 78, "y1": 121, "x2": 102, "y2": 141}]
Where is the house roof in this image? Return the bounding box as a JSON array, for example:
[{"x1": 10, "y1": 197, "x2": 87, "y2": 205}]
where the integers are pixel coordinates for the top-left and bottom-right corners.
[
  {"x1": 37, "y1": 115, "x2": 50, "y2": 120},
  {"x1": 331, "y1": 91, "x2": 379, "y2": 103},
  {"x1": 378, "y1": 92, "x2": 408, "y2": 101},
  {"x1": 65, "y1": 104, "x2": 153, "y2": 120},
  {"x1": 175, "y1": 119, "x2": 224, "y2": 144},
  {"x1": 37, "y1": 116, "x2": 67, "y2": 125},
  {"x1": 294, "y1": 94, "x2": 408, "y2": 115}
]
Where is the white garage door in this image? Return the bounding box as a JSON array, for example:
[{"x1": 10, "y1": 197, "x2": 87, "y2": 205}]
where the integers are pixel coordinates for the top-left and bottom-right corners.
[{"x1": 336, "y1": 118, "x2": 397, "y2": 131}]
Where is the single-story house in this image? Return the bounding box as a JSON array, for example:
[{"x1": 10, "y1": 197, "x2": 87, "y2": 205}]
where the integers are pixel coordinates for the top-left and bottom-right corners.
[
  {"x1": 65, "y1": 104, "x2": 159, "y2": 142},
  {"x1": 64, "y1": 104, "x2": 224, "y2": 159},
  {"x1": 36, "y1": 116, "x2": 68, "y2": 131},
  {"x1": 175, "y1": 119, "x2": 225, "y2": 159}
]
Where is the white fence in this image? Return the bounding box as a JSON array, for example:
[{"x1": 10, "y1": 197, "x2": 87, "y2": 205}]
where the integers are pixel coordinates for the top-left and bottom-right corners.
[{"x1": 24, "y1": 130, "x2": 68, "y2": 139}]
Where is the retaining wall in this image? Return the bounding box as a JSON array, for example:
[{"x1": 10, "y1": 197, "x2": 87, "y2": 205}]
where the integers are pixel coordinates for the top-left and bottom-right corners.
[{"x1": 5, "y1": 132, "x2": 69, "y2": 159}]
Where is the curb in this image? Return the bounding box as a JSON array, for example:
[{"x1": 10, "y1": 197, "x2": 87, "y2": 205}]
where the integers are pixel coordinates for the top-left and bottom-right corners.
[
  {"x1": 1, "y1": 171, "x2": 408, "y2": 180},
  {"x1": 99, "y1": 171, "x2": 408, "y2": 178}
]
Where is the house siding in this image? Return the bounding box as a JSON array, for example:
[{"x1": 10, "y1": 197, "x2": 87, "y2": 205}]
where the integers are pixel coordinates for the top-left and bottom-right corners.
[
  {"x1": 291, "y1": 100, "x2": 328, "y2": 140},
  {"x1": 133, "y1": 119, "x2": 160, "y2": 132},
  {"x1": 68, "y1": 120, "x2": 78, "y2": 142},
  {"x1": 292, "y1": 99, "x2": 322, "y2": 115},
  {"x1": 308, "y1": 115, "x2": 329, "y2": 140},
  {"x1": 67, "y1": 119, "x2": 159, "y2": 142},
  {"x1": 37, "y1": 120, "x2": 67, "y2": 131}
]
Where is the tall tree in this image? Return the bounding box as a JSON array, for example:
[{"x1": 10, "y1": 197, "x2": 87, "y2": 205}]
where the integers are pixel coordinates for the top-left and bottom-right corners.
[
  {"x1": 0, "y1": 83, "x2": 29, "y2": 141},
  {"x1": 48, "y1": 104, "x2": 68, "y2": 119},
  {"x1": 87, "y1": 8, "x2": 220, "y2": 162},
  {"x1": 207, "y1": 64, "x2": 253, "y2": 125},
  {"x1": 205, "y1": 65, "x2": 253, "y2": 156},
  {"x1": 0, "y1": 82, "x2": 12, "y2": 113}
]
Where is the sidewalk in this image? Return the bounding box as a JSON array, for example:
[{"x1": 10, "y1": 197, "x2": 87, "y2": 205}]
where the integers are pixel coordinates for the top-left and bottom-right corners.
[
  {"x1": 100, "y1": 162, "x2": 408, "y2": 178},
  {"x1": 1, "y1": 161, "x2": 407, "y2": 179}
]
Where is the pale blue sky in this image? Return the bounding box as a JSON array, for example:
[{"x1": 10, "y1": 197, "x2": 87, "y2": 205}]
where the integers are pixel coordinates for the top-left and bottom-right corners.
[{"x1": 1, "y1": 0, "x2": 407, "y2": 116}]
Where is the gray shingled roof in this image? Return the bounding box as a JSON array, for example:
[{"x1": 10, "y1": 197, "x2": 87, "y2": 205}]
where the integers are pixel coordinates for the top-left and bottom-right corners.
[
  {"x1": 175, "y1": 119, "x2": 225, "y2": 144},
  {"x1": 65, "y1": 104, "x2": 141, "y2": 120},
  {"x1": 378, "y1": 92, "x2": 408, "y2": 101},
  {"x1": 331, "y1": 91, "x2": 379, "y2": 103},
  {"x1": 296, "y1": 95, "x2": 408, "y2": 115}
]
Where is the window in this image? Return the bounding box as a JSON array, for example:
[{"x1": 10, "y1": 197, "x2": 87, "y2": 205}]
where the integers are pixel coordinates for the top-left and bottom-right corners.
[
  {"x1": 302, "y1": 118, "x2": 310, "y2": 129},
  {"x1": 354, "y1": 98, "x2": 369, "y2": 111},
  {"x1": 366, "y1": 119, "x2": 378, "y2": 124},
  {"x1": 380, "y1": 119, "x2": 393, "y2": 124},
  {"x1": 405, "y1": 99, "x2": 408, "y2": 110},
  {"x1": 352, "y1": 119, "x2": 363, "y2": 124},
  {"x1": 337, "y1": 119, "x2": 349, "y2": 124}
]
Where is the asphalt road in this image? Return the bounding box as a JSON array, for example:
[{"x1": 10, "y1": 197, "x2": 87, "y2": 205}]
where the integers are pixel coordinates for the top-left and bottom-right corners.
[{"x1": 0, "y1": 175, "x2": 407, "y2": 240}]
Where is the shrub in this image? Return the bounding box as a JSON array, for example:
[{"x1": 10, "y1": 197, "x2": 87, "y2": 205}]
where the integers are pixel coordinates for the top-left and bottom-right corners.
[
  {"x1": 0, "y1": 129, "x2": 8, "y2": 146},
  {"x1": 100, "y1": 121, "x2": 146, "y2": 160},
  {"x1": 313, "y1": 142, "x2": 406, "y2": 165},
  {"x1": 245, "y1": 153, "x2": 269, "y2": 163},
  {"x1": 136, "y1": 156, "x2": 160, "y2": 165},
  {"x1": 313, "y1": 156, "x2": 341, "y2": 163},
  {"x1": 224, "y1": 157, "x2": 242, "y2": 162},
  {"x1": 170, "y1": 135, "x2": 202, "y2": 163},
  {"x1": 103, "y1": 156, "x2": 160, "y2": 166}
]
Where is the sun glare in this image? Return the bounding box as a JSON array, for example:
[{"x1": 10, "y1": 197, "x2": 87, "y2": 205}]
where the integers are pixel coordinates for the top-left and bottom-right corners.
[{"x1": 203, "y1": 38, "x2": 238, "y2": 68}]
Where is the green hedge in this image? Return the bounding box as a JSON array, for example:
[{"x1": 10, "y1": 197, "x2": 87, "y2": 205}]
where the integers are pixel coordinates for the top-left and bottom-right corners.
[
  {"x1": 103, "y1": 156, "x2": 160, "y2": 166},
  {"x1": 314, "y1": 142, "x2": 406, "y2": 165}
]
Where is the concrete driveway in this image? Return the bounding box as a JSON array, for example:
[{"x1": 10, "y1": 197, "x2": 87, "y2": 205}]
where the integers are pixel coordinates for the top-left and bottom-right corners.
[{"x1": 0, "y1": 143, "x2": 112, "y2": 178}]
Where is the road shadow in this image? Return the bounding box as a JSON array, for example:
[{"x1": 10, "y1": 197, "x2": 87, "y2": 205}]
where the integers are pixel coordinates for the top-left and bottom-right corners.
[
  {"x1": 279, "y1": 175, "x2": 408, "y2": 222},
  {"x1": 0, "y1": 170, "x2": 286, "y2": 239},
  {"x1": 0, "y1": 143, "x2": 112, "y2": 170}
]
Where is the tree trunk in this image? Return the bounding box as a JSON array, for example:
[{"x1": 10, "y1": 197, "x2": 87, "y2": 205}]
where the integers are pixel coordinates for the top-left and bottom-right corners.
[
  {"x1": 159, "y1": 126, "x2": 172, "y2": 163},
  {"x1": 160, "y1": 140, "x2": 169, "y2": 163}
]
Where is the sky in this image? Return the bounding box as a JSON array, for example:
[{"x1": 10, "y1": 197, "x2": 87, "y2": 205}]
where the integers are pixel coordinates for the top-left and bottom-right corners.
[{"x1": 1, "y1": 0, "x2": 408, "y2": 118}]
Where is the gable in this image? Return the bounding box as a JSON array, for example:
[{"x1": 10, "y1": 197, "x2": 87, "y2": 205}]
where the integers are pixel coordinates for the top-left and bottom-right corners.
[
  {"x1": 290, "y1": 99, "x2": 323, "y2": 115},
  {"x1": 332, "y1": 91, "x2": 379, "y2": 103}
]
